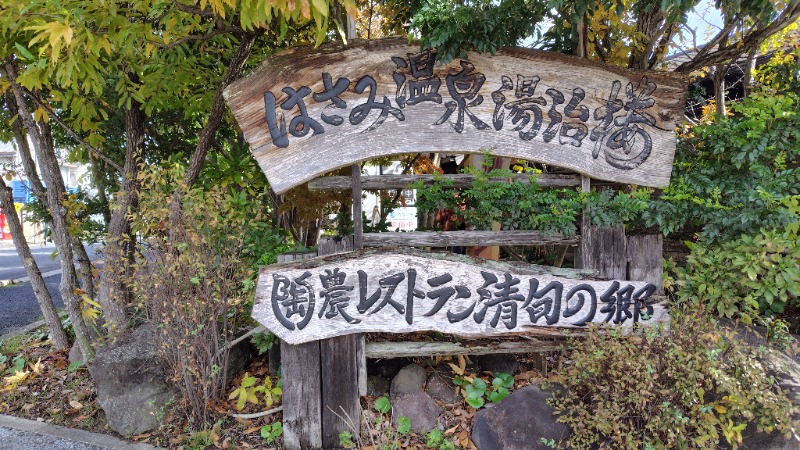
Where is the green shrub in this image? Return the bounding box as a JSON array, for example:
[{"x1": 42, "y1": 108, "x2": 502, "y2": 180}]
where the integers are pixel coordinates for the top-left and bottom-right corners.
[
  {"x1": 675, "y1": 228, "x2": 800, "y2": 319},
  {"x1": 413, "y1": 154, "x2": 650, "y2": 235},
  {"x1": 549, "y1": 310, "x2": 797, "y2": 450}
]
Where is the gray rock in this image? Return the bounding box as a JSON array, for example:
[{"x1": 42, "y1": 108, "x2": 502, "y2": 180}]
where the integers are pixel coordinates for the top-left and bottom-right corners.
[
  {"x1": 390, "y1": 363, "x2": 427, "y2": 397},
  {"x1": 89, "y1": 325, "x2": 176, "y2": 436},
  {"x1": 475, "y1": 353, "x2": 519, "y2": 376},
  {"x1": 391, "y1": 392, "x2": 441, "y2": 433},
  {"x1": 367, "y1": 375, "x2": 391, "y2": 397},
  {"x1": 472, "y1": 384, "x2": 570, "y2": 450},
  {"x1": 738, "y1": 428, "x2": 798, "y2": 450},
  {"x1": 426, "y1": 372, "x2": 459, "y2": 404},
  {"x1": 68, "y1": 341, "x2": 83, "y2": 365}
]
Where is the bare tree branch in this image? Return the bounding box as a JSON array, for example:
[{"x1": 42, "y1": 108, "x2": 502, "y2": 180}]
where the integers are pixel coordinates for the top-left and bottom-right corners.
[
  {"x1": 676, "y1": 4, "x2": 800, "y2": 73},
  {"x1": 28, "y1": 94, "x2": 124, "y2": 173}
]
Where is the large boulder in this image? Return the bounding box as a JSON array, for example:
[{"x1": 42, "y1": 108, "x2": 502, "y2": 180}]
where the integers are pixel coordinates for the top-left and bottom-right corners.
[
  {"x1": 89, "y1": 325, "x2": 176, "y2": 436},
  {"x1": 472, "y1": 383, "x2": 570, "y2": 450}
]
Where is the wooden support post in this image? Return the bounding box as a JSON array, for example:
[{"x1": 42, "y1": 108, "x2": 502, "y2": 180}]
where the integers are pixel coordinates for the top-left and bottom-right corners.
[
  {"x1": 281, "y1": 340, "x2": 323, "y2": 449},
  {"x1": 278, "y1": 250, "x2": 323, "y2": 450},
  {"x1": 352, "y1": 164, "x2": 363, "y2": 249},
  {"x1": 319, "y1": 231, "x2": 361, "y2": 447},
  {"x1": 577, "y1": 176, "x2": 627, "y2": 279},
  {"x1": 320, "y1": 336, "x2": 361, "y2": 447},
  {"x1": 627, "y1": 234, "x2": 664, "y2": 293}
]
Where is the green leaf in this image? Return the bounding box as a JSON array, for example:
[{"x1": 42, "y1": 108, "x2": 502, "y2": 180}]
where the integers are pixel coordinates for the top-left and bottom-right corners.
[
  {"x1": 15, "y1": 42, "x2": 35, "y2": 60},
  {"x1": 374, "y1": 396, "x2": 391, "y2": 414},
  {"x1": 466, "y1": 396, "x2": 484, "y2": 408},
  {"x1": 397, "y1": 415, "x2": 411, "y2": 434}
]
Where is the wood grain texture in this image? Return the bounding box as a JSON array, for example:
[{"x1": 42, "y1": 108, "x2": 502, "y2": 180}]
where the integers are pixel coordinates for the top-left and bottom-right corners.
[
  {"x1": 308, "y1": 173, "x2": 581, "y2": 190},
  {"x1": 363, "y1": 230, "x2": 580, "y2": 247},
  {"x1": 577, "y1": 221, "x2": 627, "y2": 280},
  {"x1": 365, "y1": 340, "x2": 563, "y2": 358},
  {"x1": 317, "y1": 235, "x2": 356, "y2": 256},
  {"x1": 627, "y1": 234, "x2": 664, "y2": 294},
  {"x1": 320, "y1": 335, "x2": 360, "y2": 447},
  {"x1": 276, "y1": 250, "x2": 323, "y2": 450},
  {"x1": 317, "y1": 235, "x2": 360, "y2": 446},
  {"x1": 280, "y1": 340, "x2": 322, "y2": 450},
  {"x1": 253, "y1": 249, "x2": 666, "y2": 345},
  {"x1": 224, "y1": 38, "x2": 686, "y2": 193}
]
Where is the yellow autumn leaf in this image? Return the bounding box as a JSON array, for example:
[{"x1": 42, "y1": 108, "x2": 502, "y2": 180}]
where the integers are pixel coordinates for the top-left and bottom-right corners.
[
  {"x1": 29, "y1": 358, "x2": 43, "y2": 375},
  {"x1": 33, "y1": 106, "x2": 49, "y2": 123},
  {"x1": 3, "y1": 370, "x2": 30, "y2": 389}
]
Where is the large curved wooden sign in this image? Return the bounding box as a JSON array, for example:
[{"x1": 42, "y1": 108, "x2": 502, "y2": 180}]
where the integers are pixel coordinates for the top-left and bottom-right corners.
[
  {"x1": 253, "y1": 250, "x2": 667, "y2": 345},
  {"x1": 224, "y1": 38, "x2": 686, "y2": 193}
]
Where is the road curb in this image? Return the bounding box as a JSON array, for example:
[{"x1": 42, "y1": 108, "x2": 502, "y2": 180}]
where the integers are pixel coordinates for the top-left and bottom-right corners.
[
  {"x1": 0, "y1": 414, "x2": 157, "y2": 449},
  {"x1": 0, "y1": 268, "x2": 64, "y2": 287}
]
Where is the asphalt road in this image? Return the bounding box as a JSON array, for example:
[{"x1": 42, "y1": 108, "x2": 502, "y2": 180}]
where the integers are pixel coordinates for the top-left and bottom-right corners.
[
  {"x1": 0, "y1": 243, "x2": 101, "y2": 336},
  {"x1": 0, "y1": 273, "x2": 64, "y2": 336},
  {"x1": 0, "y1": 243, "x2": 62, "y2": 282}
]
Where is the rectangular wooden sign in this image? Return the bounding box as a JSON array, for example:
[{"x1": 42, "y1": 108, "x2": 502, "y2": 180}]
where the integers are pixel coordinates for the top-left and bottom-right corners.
[
  {"x1": 224, "y1": 38, "x2": 686, "y2": 193},
  {"x1": 253, "y1": 250, "x2": 667, "y2": 344}
]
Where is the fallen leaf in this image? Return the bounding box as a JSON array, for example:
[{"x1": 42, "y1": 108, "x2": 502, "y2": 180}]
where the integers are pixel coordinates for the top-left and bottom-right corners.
[
  {"x1": 65, "y1": 408, "x2": 80, "y2": 415},
  {"x1": 22, "y1": 403, "x2": 34, "y2": 412},
  {"x1": 244, "y1": 426, "x2": 261, "y2": 434},
  {"x1": 445, "y1": 424, "x2": 459, "y2": 436},
  {"x1": 68, "y1": 400, "x2": 83, "y2": 409}
]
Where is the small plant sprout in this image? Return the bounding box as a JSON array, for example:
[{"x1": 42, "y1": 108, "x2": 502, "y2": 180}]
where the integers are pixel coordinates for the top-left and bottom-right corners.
[
  {"x1": 260, "y1": 422, "x2": 283, "y2": 445},
  {"x1": 228, "y1": 372, "x2": 262, "y2": 410},
  {"x1": 453, "y1": 371, "x2": 515, "y2": 409}
]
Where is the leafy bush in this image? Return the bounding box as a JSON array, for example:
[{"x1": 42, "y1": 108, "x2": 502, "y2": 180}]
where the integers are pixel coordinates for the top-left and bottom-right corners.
[
  {"x1": 414, "y1": 156, "x2": 650, "y2": 235},
  {"x1": 645, "y1": 92, "x2": 800, "y2": 243},
  {"x1": 675, "y1": 229, "x2": 799, "y2": 319},
  {"x1": 674, "y1": 196, "x2": 800, "y2": 320},
  {"x1": 549, "y1": 311, "x2": 798, "y2": 449},
  {"x1": 131, "y1": 163, "x2": 284, "y2": 425}
]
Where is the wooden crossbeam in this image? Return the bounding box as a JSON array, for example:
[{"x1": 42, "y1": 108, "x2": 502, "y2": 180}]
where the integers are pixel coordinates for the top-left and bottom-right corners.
[
  {"x1": 363, "y1": 230, "x2": 580, "y2": 247},
  {"x1": 308, "y1": 173, "x2": 581, "y2": 191}
]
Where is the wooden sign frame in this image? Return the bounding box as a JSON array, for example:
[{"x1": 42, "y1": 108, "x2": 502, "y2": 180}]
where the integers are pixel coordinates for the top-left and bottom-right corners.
[{"x1": 224, "y1": 38, "x2": 686, "y2": 193}]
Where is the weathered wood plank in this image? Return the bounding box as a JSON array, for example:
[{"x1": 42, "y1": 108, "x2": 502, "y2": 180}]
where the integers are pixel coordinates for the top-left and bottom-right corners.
[
  {"x1": 365, "y1": 340, "x2": 563, "y2": 359},
  {"x1": 352, "y1": 165, "x2": 363, "y2": 250},
  {"x1": 627, "y1": 234, "x2": 664, "y2": 294},
  {"x1": 318, "y1": 235, "x2": 355, "y2": 255},
  {"x1": 253, "y1": 249, "x2": 666, "y2": 345},
  {"x1": 320, "y1": 335, "x2": 360, "y2": 447},
  {"x1": 317, "y1": 235, "x2": 360, "y2": 447},
  {"x1": 363, "y1": 230, "x2": 580, "y2": 247},
  {"x1": 280, "y1": 340, "x2": 322, "y2": 450},
  {"x1": 278, "y1": 251, "x2": 318, "y2": 263},
  {"x1": 308, "y1": 173, "x2": 581, "y2": 191},
  {"x1": 223, "y1": 38, "x2": 686, "y2": 193},
  {"x1": 577, "y1": 222, "x2": 627, "y2": 280}
]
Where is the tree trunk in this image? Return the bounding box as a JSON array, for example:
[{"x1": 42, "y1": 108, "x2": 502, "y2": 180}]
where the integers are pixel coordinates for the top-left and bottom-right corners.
[
  {"x1": 0, "y1": 179, "x2": 70, "y2": 350},
  {"x1": 4, "y1": 91, "x2": 46, "y2": 204},
  {"x1": 89, "y1": 156, "x2": 112, "y2": 228},
  {"x1": 97, "y1": 97, "x2": 145, "y2": 335},
  {"x1": 72, "y1": 236, "x2": 95, "y2": 299},
  {"x1": 4, "y1": 63, "x2": 95, "y2": 360},
  {"x1": 714, "y1": 64, "x2": 727, "y2": 116}
]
